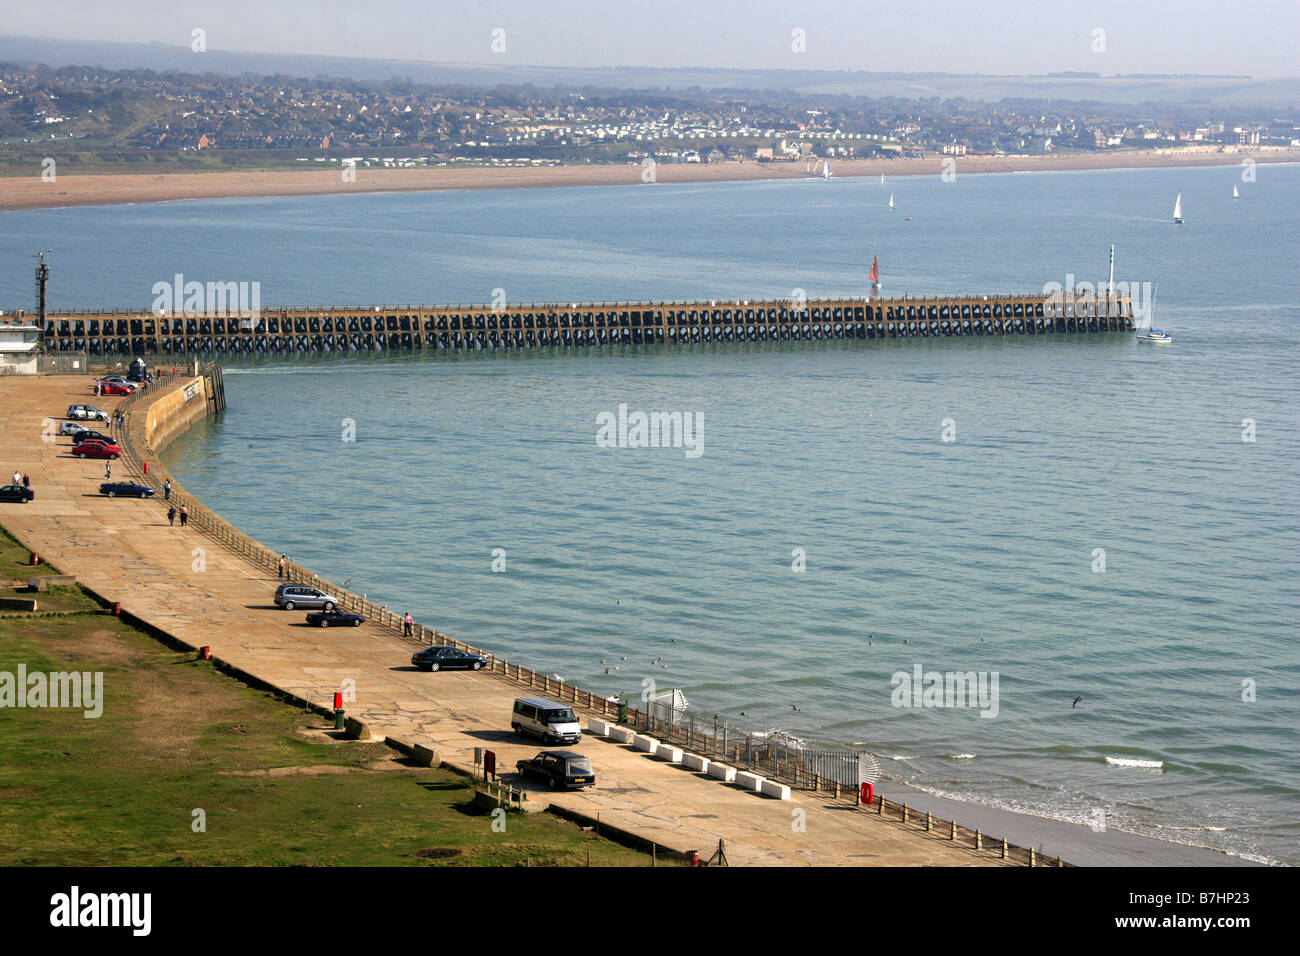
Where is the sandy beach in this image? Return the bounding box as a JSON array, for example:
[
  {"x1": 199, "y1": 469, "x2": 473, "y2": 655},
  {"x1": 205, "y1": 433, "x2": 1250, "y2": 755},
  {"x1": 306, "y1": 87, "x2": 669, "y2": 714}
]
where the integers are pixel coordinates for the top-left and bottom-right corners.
[{"x1": 2, "y1": 149, "x2": 1296, "y2": 212}]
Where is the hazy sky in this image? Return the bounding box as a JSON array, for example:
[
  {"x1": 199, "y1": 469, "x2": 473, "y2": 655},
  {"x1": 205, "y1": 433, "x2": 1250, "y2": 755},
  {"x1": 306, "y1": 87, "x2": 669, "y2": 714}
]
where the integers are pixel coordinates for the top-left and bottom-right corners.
[{"x1": 3, "y1": 0, "x2": 1297, "y2": 77}]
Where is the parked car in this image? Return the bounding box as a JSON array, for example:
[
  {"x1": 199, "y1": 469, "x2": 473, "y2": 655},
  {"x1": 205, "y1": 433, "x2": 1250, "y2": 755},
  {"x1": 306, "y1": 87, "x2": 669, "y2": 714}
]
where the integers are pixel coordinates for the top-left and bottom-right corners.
[
  {"x1": 515, "y1": 750, "x2": 596, "y2": 790},
  {"x1": 73, "y1": 439, "x2": 121, "y2": 459},
  {"x1": 273, "y1": 583, "x2": 338, "y2": 611},
  {"x1": 66, "y1": 404, "x2": 110, "y2": 422},
  {"x1": 305, "y1": 608, "x2": 365, "y2": 628},
  {"x1": 0, "y1": 484, "x2": 35, "y2": 504},
  {"x1": 511, "y1": 697, "x2": 582, "y2": 745},
  {"x1": 96, "y1": 381, "x2": 134, "y2": 396},
  {"x1": 98, "y1": 376, "x2": 140, "y2": 390},
  {"x1": 410, "y1": 645, "x2": 487, "y2": 672},
  {"x1": 59, "y1": 420, "x2": 92, "y2": 436},
  {"x1": 100, "y1": 482, "x2": 154, "y2": 498},
  {"x1": 71, "y1": 429, "x2": 113, "y2": 444}
]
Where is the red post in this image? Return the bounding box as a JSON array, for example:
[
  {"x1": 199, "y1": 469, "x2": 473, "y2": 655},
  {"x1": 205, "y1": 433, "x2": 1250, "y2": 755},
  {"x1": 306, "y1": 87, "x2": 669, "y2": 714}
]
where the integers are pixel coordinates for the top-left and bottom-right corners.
[
  {"x1": 333, "y1": 692, "x2": 343, "y2": 710},
  {"x1": 29, "y1": 552, "x2": 39, "y2": 566},
  {"x1": 861, "y1": 782, "x2": 874, "y2": 805},
  {"x1": 143, "y1": 462, "x2": 149, "y2": 475},
  {"x1": 200, "y1": 646, "x2": 211, "y2": 660}
]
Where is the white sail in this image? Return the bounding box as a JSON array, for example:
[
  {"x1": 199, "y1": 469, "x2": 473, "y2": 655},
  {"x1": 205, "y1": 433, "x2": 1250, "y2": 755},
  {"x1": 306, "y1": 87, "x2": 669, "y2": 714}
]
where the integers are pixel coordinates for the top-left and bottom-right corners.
[
  {"x1": 889, "y1": 193, "x2": 895, "y2": 209},
  {"x1": 880, "y1": 173, "x2": 885, "y2": 186},
  {"x1": 823, "y1": 160, "x2": 831, "y2": 179},
  {"x1": 1233, "y1": 185, "x2": 1240, "y2": 199},
  {"x1": 1173, "y1": 193, "x2": 1183, "y2": 221}
]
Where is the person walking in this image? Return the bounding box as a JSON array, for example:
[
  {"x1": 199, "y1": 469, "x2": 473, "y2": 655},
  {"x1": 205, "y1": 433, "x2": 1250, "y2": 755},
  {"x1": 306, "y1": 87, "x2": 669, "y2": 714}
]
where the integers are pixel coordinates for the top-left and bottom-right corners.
[
  {"x1": 164, "y1": 479, "x2": 172, "y2": 501},
  {"x1": 105, "y1": 461, "x2": 112, "y2": 480},
  {"x1": 167, "y1": 506, "x2": 176, "y2": 526},
  {"x1": 179, "y1": 505, "x2": 189, "y2": 527},
  {"x1": 10, "y1": 471, "x2": 19, "y2": 485},
  {"x1": 21, "y1": 474, "x2": 29, "y2": 488},
  {"x1": 278, "y1": 554, "x2": 286, "y2": 580},
  {"x1": 403, "y1": 612, "x2": 414, "y2": 637}
]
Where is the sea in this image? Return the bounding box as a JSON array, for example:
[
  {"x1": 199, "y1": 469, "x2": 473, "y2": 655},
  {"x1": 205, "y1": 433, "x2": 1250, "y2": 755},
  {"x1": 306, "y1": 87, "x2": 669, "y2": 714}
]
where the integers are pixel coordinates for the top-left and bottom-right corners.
[{"x1": 3, "y1": 162, "x2": 1297, "y2": 864}]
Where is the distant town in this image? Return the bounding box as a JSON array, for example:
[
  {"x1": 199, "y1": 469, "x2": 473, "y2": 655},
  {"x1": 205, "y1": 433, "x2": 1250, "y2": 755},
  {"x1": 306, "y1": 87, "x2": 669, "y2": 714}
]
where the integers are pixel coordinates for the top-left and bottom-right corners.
[{"x1": 2, "y1": 62, "x2": 1298, "y2": 172}]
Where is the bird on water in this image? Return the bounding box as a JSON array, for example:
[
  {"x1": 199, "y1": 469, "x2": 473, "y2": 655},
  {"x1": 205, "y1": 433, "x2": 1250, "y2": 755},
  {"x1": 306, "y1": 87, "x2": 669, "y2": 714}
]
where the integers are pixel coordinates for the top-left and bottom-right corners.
[{"x1": 1073, "y1": 696, "x2": 1084, "y2": 709}]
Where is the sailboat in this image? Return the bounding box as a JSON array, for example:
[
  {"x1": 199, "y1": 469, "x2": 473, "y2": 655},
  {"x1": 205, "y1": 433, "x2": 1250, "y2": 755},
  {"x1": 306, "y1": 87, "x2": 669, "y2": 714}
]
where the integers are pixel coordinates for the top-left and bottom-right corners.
[
  {"x1": 1173, "y1": 193, "x2": 1183, "y2": 224},
  {"x1": 880, "y1": 173, "x2": 885, "y2": 187},
  {"x1": 869, "y1": 249, "x2": 881, "y2": 292},
  {"x1": 888, "y1": 194, "x2": 895, "y2": 210},
  {"x1": 823, "y1": 160, "x2": 831, "y2": 179},
  {"x1": 1233, "y1": 185, "x2": 1240, "y2": 199},
  {"x1": 1136, "y1": 282, "x2": 1172, "y2": 343}
]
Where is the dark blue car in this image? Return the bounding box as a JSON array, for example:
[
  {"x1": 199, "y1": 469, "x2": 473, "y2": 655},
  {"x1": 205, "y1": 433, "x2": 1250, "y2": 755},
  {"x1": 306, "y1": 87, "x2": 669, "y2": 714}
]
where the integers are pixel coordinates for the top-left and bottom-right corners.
[{"x1": 100, "y1": 482, "x2": 155, "y2": 498}]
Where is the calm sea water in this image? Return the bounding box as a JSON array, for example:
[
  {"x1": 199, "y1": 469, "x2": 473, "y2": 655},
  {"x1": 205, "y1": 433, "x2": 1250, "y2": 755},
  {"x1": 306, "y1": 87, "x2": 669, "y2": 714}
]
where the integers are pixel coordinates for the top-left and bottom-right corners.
[{"x1": 4, "y1": 164, "x2": 1297, "y2": 864}]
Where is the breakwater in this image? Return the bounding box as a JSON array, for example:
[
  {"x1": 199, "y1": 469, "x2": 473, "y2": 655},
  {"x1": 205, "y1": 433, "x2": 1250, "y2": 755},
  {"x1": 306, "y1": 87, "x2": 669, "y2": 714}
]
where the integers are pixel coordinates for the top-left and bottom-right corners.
[{"x1": 34, "y1": 291, "x2": 1133, "y2": 356}]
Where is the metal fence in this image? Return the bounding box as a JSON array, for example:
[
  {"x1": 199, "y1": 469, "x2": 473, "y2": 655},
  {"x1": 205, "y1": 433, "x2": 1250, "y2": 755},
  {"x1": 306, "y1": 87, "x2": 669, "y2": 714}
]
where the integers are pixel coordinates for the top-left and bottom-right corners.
[{"x1": 634, "y1": 696, "x2": 878, "y2": 789}]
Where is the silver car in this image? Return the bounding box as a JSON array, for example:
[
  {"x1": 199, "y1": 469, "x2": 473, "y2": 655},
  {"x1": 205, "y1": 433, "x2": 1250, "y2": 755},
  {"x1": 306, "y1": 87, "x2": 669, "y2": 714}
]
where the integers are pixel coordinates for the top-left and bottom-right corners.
[
  {"x1": 66, "y1": 404, "x2": 110, "y2": 422},
  {"x1": 274, "y1": 584, "x2": 339, "y2": 611}
]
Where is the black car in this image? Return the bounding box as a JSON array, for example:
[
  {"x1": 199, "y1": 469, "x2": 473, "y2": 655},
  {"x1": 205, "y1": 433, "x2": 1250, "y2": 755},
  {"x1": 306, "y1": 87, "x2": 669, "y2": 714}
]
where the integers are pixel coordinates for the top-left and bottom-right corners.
[
  {"x1": 100, "y1": 482, "x2": 154, "y2": 498},
  {"x1": 0, "y1": 484, "x2": 35, "y2": 504},
  {"x1": 73, "y1": 429, "x2": 113, "y2": 445},
  {"x1": 305, "y1": 608, "x2": 365, "y2": 628},
  {"x1": 516, "y1": 750, "x2": 596, "y2": 790},
  {"x1": 410, "y1": 645, "x2": 487, "y2": 672}
]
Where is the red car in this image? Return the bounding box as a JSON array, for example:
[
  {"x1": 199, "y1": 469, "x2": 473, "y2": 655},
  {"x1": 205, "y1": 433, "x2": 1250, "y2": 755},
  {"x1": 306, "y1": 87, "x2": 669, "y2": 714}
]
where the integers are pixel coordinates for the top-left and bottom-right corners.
[
  {"x1": 73, "y1": 439, "x2": 121, "y2": 459},
  {"x1": 96, "y1": 381, "x2": 134, "y2": 396}
]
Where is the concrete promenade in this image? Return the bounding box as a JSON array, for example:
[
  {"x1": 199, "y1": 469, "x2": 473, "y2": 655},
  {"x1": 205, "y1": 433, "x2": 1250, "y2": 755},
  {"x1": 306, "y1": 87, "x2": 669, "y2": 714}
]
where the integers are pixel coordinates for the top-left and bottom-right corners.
[{"x1": 1, "y1": 374, "x2": 1010, "y2": 866}]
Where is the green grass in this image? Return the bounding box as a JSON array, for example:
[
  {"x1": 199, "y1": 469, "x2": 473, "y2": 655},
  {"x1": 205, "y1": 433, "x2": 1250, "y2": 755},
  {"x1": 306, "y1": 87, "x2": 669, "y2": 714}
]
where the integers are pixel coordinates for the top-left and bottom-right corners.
[{"x1": 0, "y1": 613, "x2": 659, "y2": 866}]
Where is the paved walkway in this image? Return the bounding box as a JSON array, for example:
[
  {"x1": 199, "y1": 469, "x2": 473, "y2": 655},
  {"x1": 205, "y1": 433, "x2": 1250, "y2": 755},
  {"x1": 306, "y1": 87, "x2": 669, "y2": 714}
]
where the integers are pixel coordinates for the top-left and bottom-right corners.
[{"x1": 1, "y1": 375, "x2": 1017, "y2": 866}]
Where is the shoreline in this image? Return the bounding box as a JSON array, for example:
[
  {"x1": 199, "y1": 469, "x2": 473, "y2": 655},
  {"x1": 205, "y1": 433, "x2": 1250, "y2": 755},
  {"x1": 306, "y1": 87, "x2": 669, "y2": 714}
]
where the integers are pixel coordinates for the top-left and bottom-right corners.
[
  {"x1": 1, "y1": 371, "x2": 1268, "y2": 866},
  {"x1": 155, "y1": 367, "x2": 1264, "y2": 868},
  {"x1": 2, "y1": 148, "x2": 1297, "y2": 212}
]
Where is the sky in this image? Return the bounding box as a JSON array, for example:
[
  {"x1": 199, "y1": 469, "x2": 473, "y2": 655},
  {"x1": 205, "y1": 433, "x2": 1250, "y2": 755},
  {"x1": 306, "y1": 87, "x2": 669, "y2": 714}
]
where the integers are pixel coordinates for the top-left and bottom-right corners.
[{"x1": 1, "y1": 0, "x2": 1296, "y2": 78}]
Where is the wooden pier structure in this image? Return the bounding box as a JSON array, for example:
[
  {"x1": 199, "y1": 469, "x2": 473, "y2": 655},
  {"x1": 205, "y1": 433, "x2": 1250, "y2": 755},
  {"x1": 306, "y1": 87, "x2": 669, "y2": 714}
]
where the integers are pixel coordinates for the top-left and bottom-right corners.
[{"x1": 28, "y1": 291, "x2": 1135, "y2": 357}]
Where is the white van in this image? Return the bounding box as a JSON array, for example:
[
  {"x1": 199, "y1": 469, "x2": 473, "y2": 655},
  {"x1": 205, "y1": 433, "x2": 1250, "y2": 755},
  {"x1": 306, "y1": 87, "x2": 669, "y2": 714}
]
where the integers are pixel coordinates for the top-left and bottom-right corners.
[{"x1": 511, "y1": 697, "x2": 582, "y2": 746}]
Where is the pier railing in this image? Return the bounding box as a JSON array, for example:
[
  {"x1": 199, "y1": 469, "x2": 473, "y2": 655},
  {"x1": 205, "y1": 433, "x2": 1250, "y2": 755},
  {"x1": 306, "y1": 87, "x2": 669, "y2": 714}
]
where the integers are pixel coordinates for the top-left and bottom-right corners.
[{"x1": 114, "y1": 367, "x2": 1070, "y2": 867}]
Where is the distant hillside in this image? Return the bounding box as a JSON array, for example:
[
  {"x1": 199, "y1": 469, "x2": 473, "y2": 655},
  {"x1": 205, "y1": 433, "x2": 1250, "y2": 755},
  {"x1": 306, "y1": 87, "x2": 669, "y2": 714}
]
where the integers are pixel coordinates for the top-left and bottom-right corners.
[{"x1": 2, "y1": 34, "x2": 1298, "y2": 107}]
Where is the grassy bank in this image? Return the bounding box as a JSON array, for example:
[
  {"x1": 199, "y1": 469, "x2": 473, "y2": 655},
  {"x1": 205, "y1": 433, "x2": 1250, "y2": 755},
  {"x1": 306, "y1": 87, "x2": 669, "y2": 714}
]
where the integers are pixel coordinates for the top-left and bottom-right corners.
[{"x1": 0, "y1": 603, "x2": 656, "y2": 866}]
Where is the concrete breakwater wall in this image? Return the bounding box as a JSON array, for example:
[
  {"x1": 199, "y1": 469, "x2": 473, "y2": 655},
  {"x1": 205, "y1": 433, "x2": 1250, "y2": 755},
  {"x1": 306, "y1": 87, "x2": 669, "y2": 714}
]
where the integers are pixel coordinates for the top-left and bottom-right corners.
[{"x1": 35, "y1": 292, "x2": 1134, "y2": 357}]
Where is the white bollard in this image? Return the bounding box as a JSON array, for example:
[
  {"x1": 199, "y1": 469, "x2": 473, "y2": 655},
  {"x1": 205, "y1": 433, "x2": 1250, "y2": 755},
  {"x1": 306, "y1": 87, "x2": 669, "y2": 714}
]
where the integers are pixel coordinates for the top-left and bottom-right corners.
[
  {"x1": 681, "y1": 753, "x2": 711, "y2": 773},
  {"x1": 587, "y1": 718, "x2": 611, "y2": 736},
  {"x1": 706, "y1": 762, "x2": 737, "y2": 782},
  {"x1": 609, "y1": 726, "x2": 635, "y2": 744},
  {"x1": 632, "y1": 734, "x2": 660, "y2": 755},
  {"x1": 656, "y1": 745, "x2": 683, "y2": 763},
  {"x1": 759, "y1": 779, "x2": 791, "y2": 800},
  {"x1": 734, "y1": 771, "x2": 765, "y2": 792}
]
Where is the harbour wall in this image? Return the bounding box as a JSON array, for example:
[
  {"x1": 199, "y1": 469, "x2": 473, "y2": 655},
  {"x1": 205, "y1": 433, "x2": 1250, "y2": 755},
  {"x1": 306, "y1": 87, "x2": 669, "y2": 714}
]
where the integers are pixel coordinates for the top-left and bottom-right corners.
[{"x1": 34, "y1": 292, "x2": 1134, "y2": 357}]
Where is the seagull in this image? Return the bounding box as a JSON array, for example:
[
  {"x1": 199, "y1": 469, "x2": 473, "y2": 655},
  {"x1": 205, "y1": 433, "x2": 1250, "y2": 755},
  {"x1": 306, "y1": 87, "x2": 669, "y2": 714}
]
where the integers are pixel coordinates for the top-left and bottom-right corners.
[
  {"x1": 1072, "y1": 696, "x2": 1084, "y2": 709},
  {"x1": 791, "y1": 705, "x2": 799, "y2": 711},
  {"x1": 604, "y1": 668, "x2": 609, "y2": 674},
  {"x1": 739, "y1": 711, "x2": 748, "y2": 717},
  {"x1": 620, "y1": 656, "x2": 627, "y2": 661}
]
